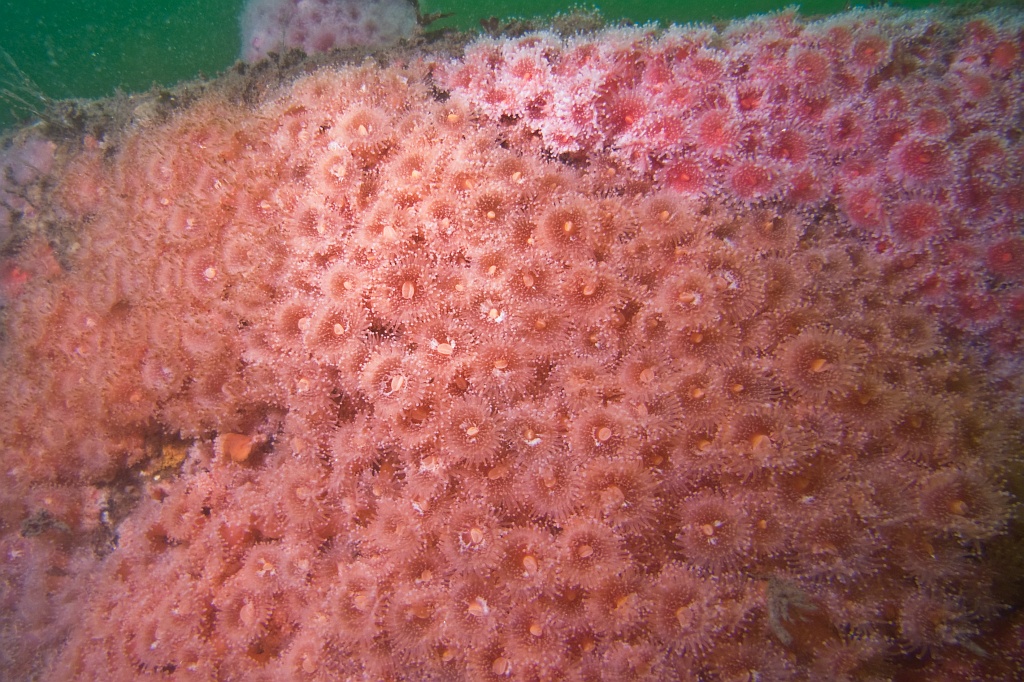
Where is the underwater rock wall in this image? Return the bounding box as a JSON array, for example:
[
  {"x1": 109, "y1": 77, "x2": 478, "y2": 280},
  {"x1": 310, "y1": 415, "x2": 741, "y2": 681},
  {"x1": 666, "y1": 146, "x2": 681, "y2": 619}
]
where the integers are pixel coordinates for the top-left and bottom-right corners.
[{"x1": 0, "y1": 7, "x2": 1022, "y2": 681}]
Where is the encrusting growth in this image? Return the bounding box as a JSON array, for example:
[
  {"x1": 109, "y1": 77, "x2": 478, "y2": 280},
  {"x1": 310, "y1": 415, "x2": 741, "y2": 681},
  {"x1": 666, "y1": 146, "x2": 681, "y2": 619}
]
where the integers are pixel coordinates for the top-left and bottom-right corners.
[{"x1": 0, "y1": 6, "x2": 1022, "y2": 681}]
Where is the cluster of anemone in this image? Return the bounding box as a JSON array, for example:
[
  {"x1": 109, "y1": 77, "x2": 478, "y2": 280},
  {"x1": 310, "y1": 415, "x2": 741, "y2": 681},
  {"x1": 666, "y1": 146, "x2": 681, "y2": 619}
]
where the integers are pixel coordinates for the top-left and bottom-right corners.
[
  {"x1": 0, "y1": 7, "x2": 1021, "y2": 682},
  {"x1": 440, "y1": 8, "x2": 1024, "y2": 348},
  {"x1": 239, "y1": 0, "x2": 417, "y2": 63}
]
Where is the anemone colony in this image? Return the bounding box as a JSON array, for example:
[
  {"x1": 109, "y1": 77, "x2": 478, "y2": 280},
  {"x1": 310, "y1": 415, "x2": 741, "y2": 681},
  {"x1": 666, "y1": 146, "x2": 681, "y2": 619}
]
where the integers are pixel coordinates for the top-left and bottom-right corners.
[
  {"x1": 0, "y1": 7, "x2": 1022, "y2": 681},
  {"x1": 240, "y1": 0, "x2": 417, "y2": 63}
]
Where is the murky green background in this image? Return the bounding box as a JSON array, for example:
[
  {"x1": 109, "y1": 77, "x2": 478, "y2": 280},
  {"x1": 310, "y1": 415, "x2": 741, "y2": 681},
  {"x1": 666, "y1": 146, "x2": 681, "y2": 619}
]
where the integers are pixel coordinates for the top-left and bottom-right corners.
[{"x1": 0, "y1": 0, "x2": 992, "y2": 130}]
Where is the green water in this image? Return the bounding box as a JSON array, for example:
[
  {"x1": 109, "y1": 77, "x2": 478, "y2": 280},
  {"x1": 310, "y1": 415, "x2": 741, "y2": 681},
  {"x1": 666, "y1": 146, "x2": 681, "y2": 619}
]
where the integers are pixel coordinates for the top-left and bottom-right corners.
[
  {"x1": 422, "y1": 0, "x2": 946, "y2": 29},
  {"x1": 1, "y1": 0, "x2": 245, "y2": 129},
  {"x1": 0, "y1": 0, "x2": 998, "y2": 130}
]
